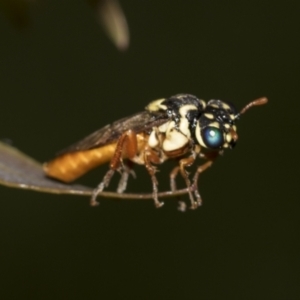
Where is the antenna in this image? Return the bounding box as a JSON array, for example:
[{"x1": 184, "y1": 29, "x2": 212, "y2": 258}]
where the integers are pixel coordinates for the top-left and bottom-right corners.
[{"x1": 235, "y1": 97, "x2": 268, "y2": 119}]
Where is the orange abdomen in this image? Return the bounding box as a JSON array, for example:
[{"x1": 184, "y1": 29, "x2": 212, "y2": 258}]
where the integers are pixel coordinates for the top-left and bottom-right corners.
[
  {"x1": 43, "y1": 133, "x2": 149, "y2": 183},
  {"x1": 43, "y1": 143, "x2": 117, "y2": 182}
]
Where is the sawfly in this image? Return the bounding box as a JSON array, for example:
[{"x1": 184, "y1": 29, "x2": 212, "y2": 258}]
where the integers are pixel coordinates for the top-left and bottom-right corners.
[{"x1": 43, "y1": 94, "x2": 268, "y2": 209}]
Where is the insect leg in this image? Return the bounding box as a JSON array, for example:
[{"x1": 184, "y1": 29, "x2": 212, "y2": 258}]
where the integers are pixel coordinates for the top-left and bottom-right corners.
[
  {"x1": 144, "y1": 147, "x2": 164, "y2": 208},
  {"x1": 170, "y1": 166, "x2": 180, "y2": 192},
  {"x1": 192, "y1": 160, "x2": 214, "y2": 206},
  {"x1": 90, "y1": 130, "x2": 138, "y2": 206},
  {"x1": 116, "y1": 160, "x2": 136, "y2": 193},
  {"x1": 170, "y1": 165, "x2": 190, "y2": 212},
  {"x1": 91, "y1": 169, "x2": 115, "y2": 206},
  {"x1": 177, "y1": 156, "x2": 198, "y2": 209},
  {"x1": 170, "y1": 144, "x2": 199, "y2": 195}
]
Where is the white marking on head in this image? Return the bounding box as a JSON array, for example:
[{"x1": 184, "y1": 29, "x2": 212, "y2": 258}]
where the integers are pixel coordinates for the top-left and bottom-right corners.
[
  {"x1": 195, "y1": 122, "x2": 206, "y2": 148},
  {"x1": 209, "y1": 122, "x2": 220, "y2": 128},
  {"x1": 226, "y1": 133, "x2": 232, "y2": 143}
]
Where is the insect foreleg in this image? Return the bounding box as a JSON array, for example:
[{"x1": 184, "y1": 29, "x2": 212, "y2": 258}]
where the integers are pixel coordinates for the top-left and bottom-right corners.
[
  {"x1": 90, "y1": 130, "x2": 138, "y2": 206},
  {"x1": 192, "y1": 160, "x2": 214, "y2": 206},
  {"x1": 177, "y1": 155, "x2": 198, "y2": 209}
]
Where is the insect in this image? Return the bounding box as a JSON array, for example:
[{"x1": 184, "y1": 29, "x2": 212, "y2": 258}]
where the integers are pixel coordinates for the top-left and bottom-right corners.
[{"x1": 43, "y1": 94, "x2": 268, "y2": 209}]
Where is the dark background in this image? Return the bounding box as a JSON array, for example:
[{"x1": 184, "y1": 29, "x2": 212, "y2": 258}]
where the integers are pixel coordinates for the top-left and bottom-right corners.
[{"x1": 0, "y1": 1, "x2": 299, "y2": 299}]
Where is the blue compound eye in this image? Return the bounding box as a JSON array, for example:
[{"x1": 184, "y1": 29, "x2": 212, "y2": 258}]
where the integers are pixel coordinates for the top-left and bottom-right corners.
[{"x1": 201, "y1": 126, "x2": 224, "y2": 149}]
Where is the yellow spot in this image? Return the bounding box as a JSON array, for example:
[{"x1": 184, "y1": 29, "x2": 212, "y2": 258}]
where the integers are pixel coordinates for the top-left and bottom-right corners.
[
  {"x1": 221, "y1": 103, "x2": 231, "y2": 110},
  {"x1": 179, "y1": 104, "x2": 197, "y2": 117},
  {"x1": 204, "y1": 113, "x2": 214, "y2": 119},
  {"x1": 199, "y1": 100, "x2": 206, "y2": 108},
  {"x1": 226, "y1": 134, "x2": 232, "y2": 142},
  {"x1": 145, "y1": 98, "x2": 166, "y2": 112},
  {"x1": 209, "y1": 122, "x2": 220, "y2": 128}
]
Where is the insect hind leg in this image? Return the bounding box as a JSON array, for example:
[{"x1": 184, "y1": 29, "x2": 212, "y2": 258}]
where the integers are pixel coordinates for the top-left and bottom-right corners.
[
  {"x1": 116, "y1": 161, "x2": 136, "y2": 194},
  {"x1": 91, "y1": 169, "x2": 115, "y2": 206},
  {"x1": 90, "y1": 130, "x2": 138, "y2": 206}
]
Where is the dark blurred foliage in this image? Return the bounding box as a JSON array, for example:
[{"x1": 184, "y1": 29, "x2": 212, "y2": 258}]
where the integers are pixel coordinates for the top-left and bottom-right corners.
[
  {"x1": 0, "y1": 0, "x2": 129, "y2": 49},
  {"x1": 0, "y1": 0, "x2": 32, "y2": 27}
]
